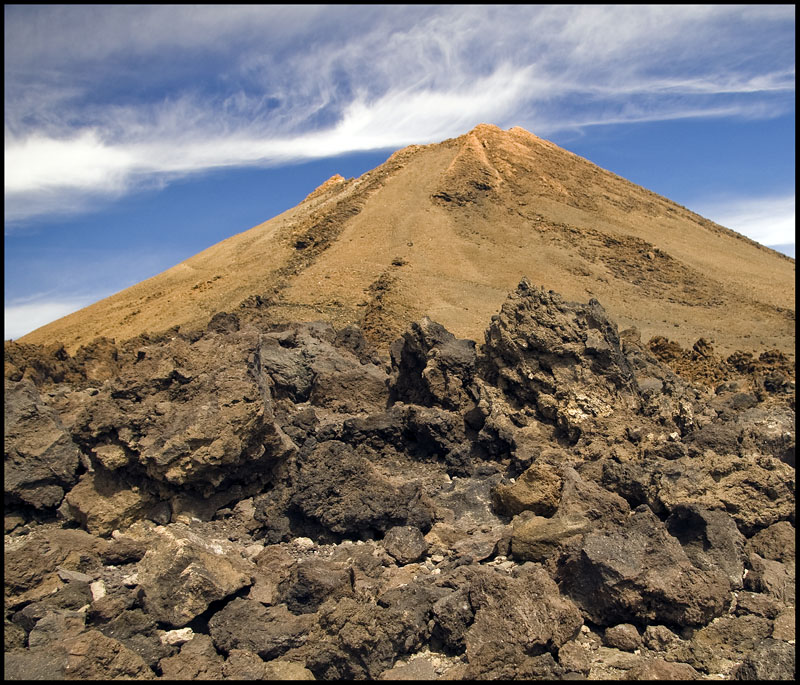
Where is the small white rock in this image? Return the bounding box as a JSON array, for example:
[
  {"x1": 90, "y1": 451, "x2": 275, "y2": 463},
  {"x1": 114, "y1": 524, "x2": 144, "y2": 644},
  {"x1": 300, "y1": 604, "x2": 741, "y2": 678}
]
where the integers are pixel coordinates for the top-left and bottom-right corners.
[
  {"x1": 121, "y1": 572, "x2": 139, "y2": 587},
  {"x1": 431, "y1": 554, "x2": 445, "y2": 563},
  {"x1": 294, "y1": 537, "x2": 315, "y2": 550},
  {"x1": 161, "y1": 628, "x2": 194, "y2": 646},
  {"x1": 244, "y1": 544, "x2": 263, "y2": 560},
  {"x1": 90, "y1": 580, "x2": 106, "y2": 601}
]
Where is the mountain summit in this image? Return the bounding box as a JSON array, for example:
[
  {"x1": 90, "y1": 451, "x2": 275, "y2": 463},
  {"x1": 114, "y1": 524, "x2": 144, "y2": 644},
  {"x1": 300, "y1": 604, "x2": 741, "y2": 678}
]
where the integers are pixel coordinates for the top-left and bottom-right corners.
[{"x1": 19, "y1": 124, "x2": 794, "y2": 357}]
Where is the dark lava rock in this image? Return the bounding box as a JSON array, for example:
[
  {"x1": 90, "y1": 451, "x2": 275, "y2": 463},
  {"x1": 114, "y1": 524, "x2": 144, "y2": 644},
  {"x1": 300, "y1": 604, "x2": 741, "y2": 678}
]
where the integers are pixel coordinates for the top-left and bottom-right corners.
[
  {"x1": 480, "y1": 280, "x2": 638, "y2": 442},
  {"x1": 289, "y1": 440, "x2": 434, "y2": 536},
  {"x1": 603, "y1": 623, "x2": 642, "y2": 651},
  {"x1": 208, "y1": 597, "x2": 315, "y2": 660},
  {"x1": 746, "y1": 519, "x2": 796, "y2": 563},
  {"x1": 2, "y1": 281, "x2": 794, "y2": 681},
  {"x1": 390, "y1": 316, "x2": 479, "y2": 411},
  {"x1": 4, "y1": 378, "x2": 81, "y2": 510},
  {"x1": 733, "y1": 639, "x2": 795, "y2": 680},
  {"x1": 71, "y1": 328, "x2": 296, "y2": 501},
  {"x1": 382, "y1": 525, "x2": 428, "y2": 564},
  {"x1": 277, "y1": 557, "x2": 354, "y2": 613},
  {"x1": 159, "y1": 633, "x2": 223, "y2": 680},
  {"x1": 556, "y1": 505, "x2": 731, "y2": 626},
  {"x1": 297, "y1": 595, "x2": 434, "y2": 679},
  {"x1": 665, "y1": 503, "x2": 746, "y2": 588}
]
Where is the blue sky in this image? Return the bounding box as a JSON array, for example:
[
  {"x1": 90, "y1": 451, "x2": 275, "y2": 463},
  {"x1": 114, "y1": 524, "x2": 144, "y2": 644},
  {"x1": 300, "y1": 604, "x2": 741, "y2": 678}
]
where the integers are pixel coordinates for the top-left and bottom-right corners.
[{"x1": 4, "y1": 5, "x2": 795, "y2": 340}]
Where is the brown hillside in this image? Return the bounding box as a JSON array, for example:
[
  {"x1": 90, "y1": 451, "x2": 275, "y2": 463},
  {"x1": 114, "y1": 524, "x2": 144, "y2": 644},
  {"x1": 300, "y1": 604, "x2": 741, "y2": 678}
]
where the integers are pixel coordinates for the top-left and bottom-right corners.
[{"x1": 18, "y1": 123, "x2": 795, "y2": 358}]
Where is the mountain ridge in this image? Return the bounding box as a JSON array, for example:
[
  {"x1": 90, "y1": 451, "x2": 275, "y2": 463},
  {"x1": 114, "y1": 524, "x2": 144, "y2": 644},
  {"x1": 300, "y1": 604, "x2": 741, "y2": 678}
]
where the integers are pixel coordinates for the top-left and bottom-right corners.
[{"x1": 16, "y1": 123, "x2": 794, "y2": 358}]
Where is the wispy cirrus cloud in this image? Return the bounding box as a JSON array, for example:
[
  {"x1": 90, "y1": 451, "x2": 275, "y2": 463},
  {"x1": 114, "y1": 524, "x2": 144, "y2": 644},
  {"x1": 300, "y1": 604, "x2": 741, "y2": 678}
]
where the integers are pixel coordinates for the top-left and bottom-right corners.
[{"x1": 4, "y1": 5, "x2": 795, "y2": 223}]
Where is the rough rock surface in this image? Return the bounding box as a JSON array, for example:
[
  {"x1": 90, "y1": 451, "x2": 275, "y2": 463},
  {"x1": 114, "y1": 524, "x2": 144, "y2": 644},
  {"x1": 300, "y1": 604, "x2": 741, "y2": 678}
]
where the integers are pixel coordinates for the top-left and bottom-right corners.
[
  {"x1": 4, "y1": 379, "x2": 81, "y2": 510},
  {"x1": 4, "y1": 281, "x2": 795, "y2": 680}
]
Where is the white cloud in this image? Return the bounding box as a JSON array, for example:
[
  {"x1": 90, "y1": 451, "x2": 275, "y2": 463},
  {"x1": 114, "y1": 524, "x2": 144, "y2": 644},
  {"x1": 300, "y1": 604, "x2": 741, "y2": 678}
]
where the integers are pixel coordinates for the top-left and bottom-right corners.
[
  {"x1": 4, "y1": 130, "x2": 135, "y2": 194},
  {"x1": 4, "y1": 298, "x2": 96, "y2": 340},
  {"x1": 692, "y1": 194, "x2": 796, "y2": 249},
  {"x1": 4, "y1": 5, "x2": 795, "y2": 222}
]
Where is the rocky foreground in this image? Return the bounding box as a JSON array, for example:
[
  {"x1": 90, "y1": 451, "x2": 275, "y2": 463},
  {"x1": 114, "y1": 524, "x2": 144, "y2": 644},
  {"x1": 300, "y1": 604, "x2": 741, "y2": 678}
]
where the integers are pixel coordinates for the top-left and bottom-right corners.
[{"x1": 4, "y1": 280, "x2": 795, "y2": 680}]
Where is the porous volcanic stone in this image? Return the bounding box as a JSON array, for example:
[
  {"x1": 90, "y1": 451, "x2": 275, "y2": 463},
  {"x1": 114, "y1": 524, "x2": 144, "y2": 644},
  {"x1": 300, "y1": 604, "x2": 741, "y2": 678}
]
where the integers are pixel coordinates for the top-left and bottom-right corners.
[
  {"x1": 557, "y1": 505, "x2": 731, "y2": 626},
  {"x1": 604, "y1": 623, "x2": 642, "y2": 652},
  {"x1": 383, "y1": 525, "x2": 428, "y2": 564}
]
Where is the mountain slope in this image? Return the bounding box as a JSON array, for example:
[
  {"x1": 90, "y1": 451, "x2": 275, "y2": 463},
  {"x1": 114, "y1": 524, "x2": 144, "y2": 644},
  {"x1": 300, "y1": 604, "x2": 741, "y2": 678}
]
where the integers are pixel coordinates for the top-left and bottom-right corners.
[{"x1": 18, "y1": 124, "x2": 795, "y2": 357}]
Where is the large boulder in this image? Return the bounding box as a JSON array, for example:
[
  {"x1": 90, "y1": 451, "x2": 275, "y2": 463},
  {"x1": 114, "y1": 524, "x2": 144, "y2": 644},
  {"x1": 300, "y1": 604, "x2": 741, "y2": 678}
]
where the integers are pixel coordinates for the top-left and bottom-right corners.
[
  {"x1": 208, "y1": 598, "x2": 315, "y2": 660},
  {"x1": 135, "y1": 525, "x2": 254, "y2": 627},
  {"x1": 4, "y1": 379, "x2": 81, "y2": 510},
  {"x1": 389, "y1": 317, "x2": 479, "y2": 411},
  {"x1": 288, "y1": 441, "x2": 435, "y2": 537},
  {"x1": 665, "y1": 504, "x2": 746, "y2": 588},
  {"x1": 72, "y1": 329, "x2": 296, "y2": 498},
  {"x1": 464, "y1": 564, "x2": 583, "y2": 657},
  {"x1": 5, "y1": 527, "x2": 109, "y2": 604},
  {"x1": 480, "y1": 280, "x2": 639, "y2": 442},
  {"x1": 557, "y1": 506, "x2": 732, "y2": 626},
  {"x1": 259, "y1": 322, "x2": 389, "y2": 413}
]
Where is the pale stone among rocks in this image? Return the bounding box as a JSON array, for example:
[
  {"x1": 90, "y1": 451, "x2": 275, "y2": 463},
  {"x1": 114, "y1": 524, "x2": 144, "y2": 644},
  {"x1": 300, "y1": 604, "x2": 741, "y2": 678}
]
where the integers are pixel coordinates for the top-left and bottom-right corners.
[
  {"x1": 89, "y1": 580, "x2": 106, "y2": 601},
  {"x1": 294, "y1": 537, "x2": 315, "y2": 550},
  {"x1": 161, "y1": 627, "x2": 194, "y2": 646},
  {"x1": 121, "y1": 572, "x2": 139, "y2": 587}
]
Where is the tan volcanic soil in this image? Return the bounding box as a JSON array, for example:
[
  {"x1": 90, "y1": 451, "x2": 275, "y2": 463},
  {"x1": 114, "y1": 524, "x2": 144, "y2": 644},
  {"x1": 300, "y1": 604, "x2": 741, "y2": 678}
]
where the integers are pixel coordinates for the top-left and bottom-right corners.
[{"x1": 18, "y1": 124, "x2": 795, "y2": 359}]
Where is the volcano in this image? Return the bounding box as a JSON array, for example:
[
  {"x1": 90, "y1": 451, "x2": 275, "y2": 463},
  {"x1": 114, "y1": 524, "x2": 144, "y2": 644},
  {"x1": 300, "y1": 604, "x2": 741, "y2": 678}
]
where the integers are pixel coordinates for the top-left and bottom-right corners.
[
  {"x1": 5, "y1": 125, "x2": 795, "y2": 680},
  {"x1": 17, "y1": 124, "x2": 794, "y2": 358}
]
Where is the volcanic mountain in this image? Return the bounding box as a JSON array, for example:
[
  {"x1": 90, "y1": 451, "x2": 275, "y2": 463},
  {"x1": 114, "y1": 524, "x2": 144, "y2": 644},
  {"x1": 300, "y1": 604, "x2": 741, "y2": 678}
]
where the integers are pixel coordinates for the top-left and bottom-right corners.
[{"x1": 18, "y1": 123, "x2": 795, "y2": 358}]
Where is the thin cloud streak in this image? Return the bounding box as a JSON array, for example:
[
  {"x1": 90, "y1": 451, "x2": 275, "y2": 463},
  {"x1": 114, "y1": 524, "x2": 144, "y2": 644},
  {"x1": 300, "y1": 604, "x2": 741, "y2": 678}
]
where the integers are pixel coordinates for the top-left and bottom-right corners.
[{"x1": 4, "y1": 5, "x2": 795, "y2": 223}]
